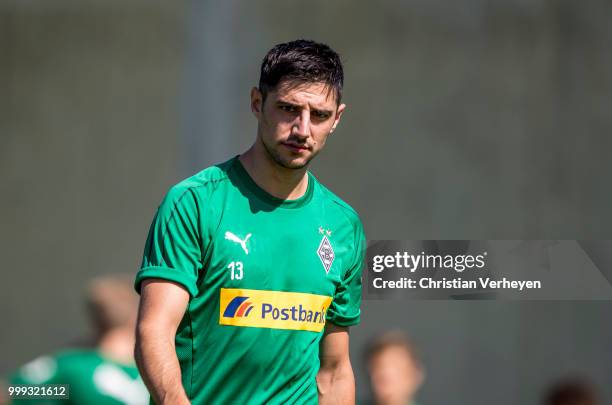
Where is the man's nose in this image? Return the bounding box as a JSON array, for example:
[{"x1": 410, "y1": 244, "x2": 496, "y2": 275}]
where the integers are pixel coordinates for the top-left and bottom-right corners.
[{"x1": 292, "y1": 110, "x2": 311, "y2": 138}]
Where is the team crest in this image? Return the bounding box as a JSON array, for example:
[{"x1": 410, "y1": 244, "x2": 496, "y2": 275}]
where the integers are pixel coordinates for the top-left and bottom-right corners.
[{"x1": 317, "y1": 227, "x2": 334, "y2": 273}]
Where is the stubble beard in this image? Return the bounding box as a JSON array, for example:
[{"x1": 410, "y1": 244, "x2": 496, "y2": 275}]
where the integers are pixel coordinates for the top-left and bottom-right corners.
[{"x1": 260, "y1": 135, "x2": 317, "y2": 170}]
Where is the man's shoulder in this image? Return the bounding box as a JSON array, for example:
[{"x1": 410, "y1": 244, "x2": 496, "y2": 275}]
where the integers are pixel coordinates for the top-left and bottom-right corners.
[
  {"x1": 311, "y1": 174, "x2": 362, "y2": 228},
  {"x1": 48, "y1": 349, "x2": 104, "y2": 370},
  {"x1": 10, "y1": 349, "x2": 100, "y2": 384},
  {"x1": 164, "y1": 157, "x2": 235, "y2": 203}
]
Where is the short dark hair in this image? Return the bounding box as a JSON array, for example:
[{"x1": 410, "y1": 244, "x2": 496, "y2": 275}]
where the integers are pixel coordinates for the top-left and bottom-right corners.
[{"x1": 258, "y1": 39, "x2": 344, "y2": 104}]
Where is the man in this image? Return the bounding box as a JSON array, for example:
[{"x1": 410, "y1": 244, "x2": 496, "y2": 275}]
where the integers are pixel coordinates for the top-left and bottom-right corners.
[
  {"x1": 9, "y1": 275, "x2": 148, "y2": 405},
  {"x1": 364, "y1": 332, "x2": 425, "y2": 405},
  {"x1": 134, "y1": 39, "x2": 366, "y2": 405}
]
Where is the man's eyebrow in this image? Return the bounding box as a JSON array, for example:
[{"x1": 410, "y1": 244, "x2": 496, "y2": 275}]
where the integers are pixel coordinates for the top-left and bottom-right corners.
[
  {"x1": 276, "y1": 100, "x2": 299, "y2": 107},
  {"x1": 312, "y1": 108, "x2": 334, "y2": 115},
  {"x1": 276, "y1": 100, "x2": 334, "y2": 115}
]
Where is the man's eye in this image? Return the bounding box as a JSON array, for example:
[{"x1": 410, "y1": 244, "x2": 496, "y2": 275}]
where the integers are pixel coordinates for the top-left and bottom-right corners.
[
  {"x1": 280, "y1": 105, "x2": 297, "y2": 112},
  {"x1": 313, "y1": 111, "x2": 330, "y2": 120}
]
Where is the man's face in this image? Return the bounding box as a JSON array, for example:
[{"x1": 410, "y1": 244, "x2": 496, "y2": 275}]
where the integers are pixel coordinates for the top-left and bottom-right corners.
[
  {"x1": 368, "y1": 346, "x2": 424, "y2": 405},
  {"x1": 251, "y1": 80, "x2": 345, "y2": 170}
]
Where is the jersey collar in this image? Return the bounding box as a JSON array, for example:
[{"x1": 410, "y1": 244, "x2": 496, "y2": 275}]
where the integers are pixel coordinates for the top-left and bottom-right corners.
[{"x1": 231, "y1": 156, "x2": 314, "y2": 209}]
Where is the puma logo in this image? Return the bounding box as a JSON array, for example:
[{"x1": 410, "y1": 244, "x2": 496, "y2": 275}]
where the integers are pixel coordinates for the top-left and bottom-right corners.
[{"x1": 225, "y1": 231, "x2": 252, "y2": 255}]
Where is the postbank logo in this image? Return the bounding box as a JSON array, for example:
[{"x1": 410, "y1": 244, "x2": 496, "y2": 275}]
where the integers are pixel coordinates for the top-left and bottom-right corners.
[
  {"x1": 219, "y1": 288, "x2": 333, "y2": 332},
  {"x1": 223, "y1": 296, "x2": 254, "y2": 318}
]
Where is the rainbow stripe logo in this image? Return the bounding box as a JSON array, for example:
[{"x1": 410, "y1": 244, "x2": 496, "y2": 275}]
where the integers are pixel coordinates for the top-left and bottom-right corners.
[{"x1": 222, "y1": 296, "x2": 254, "y2": 318}]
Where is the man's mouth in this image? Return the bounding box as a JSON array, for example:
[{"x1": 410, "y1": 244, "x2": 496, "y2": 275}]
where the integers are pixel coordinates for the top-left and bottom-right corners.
[{"x1": 281, "y1": 142, "x2": 310, "y2": 152}]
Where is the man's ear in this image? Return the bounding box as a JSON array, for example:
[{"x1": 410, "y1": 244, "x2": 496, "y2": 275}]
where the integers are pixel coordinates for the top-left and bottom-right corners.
[
  {"x1": 251, "y1": 87, "x2": 263, "y2": 118},
  {"x1": 330, "y1": 103, "x2": 346, "y2": 134}
]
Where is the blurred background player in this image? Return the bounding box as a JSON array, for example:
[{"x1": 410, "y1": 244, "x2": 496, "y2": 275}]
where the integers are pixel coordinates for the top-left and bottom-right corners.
[
  {"x1": 364, "y1": 331, "x2": 425, "y2": 405},
  {"x1": 9, "y1": 274, "x2": 148, "y2": 405},
  {"x1": 543, "y1": 378, "x2": 601, "y2": 405}
]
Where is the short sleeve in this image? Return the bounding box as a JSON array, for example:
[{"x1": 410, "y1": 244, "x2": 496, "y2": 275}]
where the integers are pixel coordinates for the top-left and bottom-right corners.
[
  {"x1": 135, "y1": 186, "x2": 204, "y2": 298},
  {"x1": 326, "y1": 220, "x2": 366, "y2": 327}
]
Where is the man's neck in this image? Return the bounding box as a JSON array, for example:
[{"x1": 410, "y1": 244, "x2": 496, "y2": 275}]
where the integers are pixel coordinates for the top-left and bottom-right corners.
[
  {"x1": 239, "y1": 143, "x2": 309, "y2": 200},
  {"x1": 97, "y1": 328, "x2": 136, "y2": 365}
]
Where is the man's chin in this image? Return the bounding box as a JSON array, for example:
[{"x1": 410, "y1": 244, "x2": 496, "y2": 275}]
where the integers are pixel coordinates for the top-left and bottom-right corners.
[
  {"x1": 262, "y1": 141, "x2": 315, "y2": 170},
  {"x1": 274, "y1": 151, "x2": 314, "y2": 170},
  {"x1": 277, "y1": 158, "x2": 309, "y2": 170}
]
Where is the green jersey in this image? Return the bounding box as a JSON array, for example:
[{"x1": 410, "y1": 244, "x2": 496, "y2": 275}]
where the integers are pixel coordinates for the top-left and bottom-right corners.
[
  {"x1": 10, "y1": 350, "x2": 148, "y2": 405},
  {"x1": 135, "y1": 156, "x2": 365, "y2": 404}
]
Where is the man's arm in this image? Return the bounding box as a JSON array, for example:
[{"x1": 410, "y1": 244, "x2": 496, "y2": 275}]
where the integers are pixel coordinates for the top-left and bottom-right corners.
[
  {"x1": 316, "y1": 323, "x2": 355, "y2": 405},
  {"x1": 135, "y1": 279, "x2": 191, "y2": 405}
]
